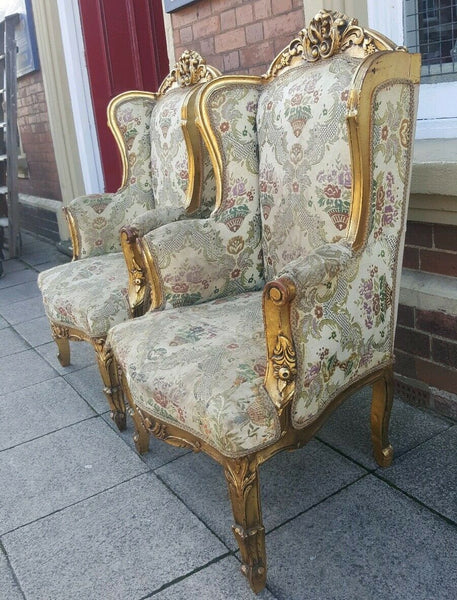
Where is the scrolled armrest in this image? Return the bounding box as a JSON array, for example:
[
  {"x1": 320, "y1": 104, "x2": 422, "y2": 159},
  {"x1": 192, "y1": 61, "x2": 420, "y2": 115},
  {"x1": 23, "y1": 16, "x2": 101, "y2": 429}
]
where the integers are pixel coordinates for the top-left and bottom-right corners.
[
  {"x1": 140, "y1": 217, "x2": 263, "y2": 309},
  {"x1": 262, "y1": 241, "x2": 354, "y2": 412},
  {"x1": 120, "y1": 206, "x2": 187, "y2": 315},
  {"x1": 65, "y1": 186, "x2": 154, "y2": 259}
]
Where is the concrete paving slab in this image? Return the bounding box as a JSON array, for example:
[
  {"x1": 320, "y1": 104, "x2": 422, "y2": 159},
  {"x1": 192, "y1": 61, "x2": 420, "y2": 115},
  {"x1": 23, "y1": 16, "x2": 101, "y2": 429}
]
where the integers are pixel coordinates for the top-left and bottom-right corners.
[
  {"x1": 157, "y1": 439, "x2": 366, "y2": 548},
  {"x1": 0, "y1": 295, "x2": 45, "y2": 325},
  {"x1": 2, "y1": 473, "x2": 227, "y2": 600},
  {"x1": 0, "y1": 315, "x2": 8, "y2": 329},
  {"x1": 0, "y1": 267, "x2": 36, "y2": 289},
  {"x1": 265, "y1": 475, "x2": 457, "y2": 600},
  {"x1": 1, "y1": 259, "x2": 27, "y2": 274},
  {"x1": 0, "y1": 548, "x2": 24, "y2": 600},
  {"x1": 36, "y1": 339, "x2": 95, "y2": 374},
  {"x1": 0, "y1": 418, "x2": 148, "y2": 533},
  {"x1": 0, "y1": 327, "x2": 29, "y2": 357},
  {"x1": 317, "y1": 387, "x2": 452, "y2": 469},
  {"x1": 0, "y1": 348, "x2": 57, "y2": 395},
  {"x1": 152, "y1": 556, "x2": 279, "y2": 600},
  {"x1": 0, "y1": 280, "x2": 40, "y2": 306},
  {"x1": 0, "y1": 377, "x2": 95, "y2": 451},
  {"x1": 380, "y1": 425, "x2": 457, "y2": 523},
  {"x1": 64, "y1": 363, "x2": 107, "y2": 414},
  {"x1": 101, "y1": 411, "x2": 190, "y2": 470},
  {"x1": 13, "y1": 315, "x2": 53, "y2": 347}
]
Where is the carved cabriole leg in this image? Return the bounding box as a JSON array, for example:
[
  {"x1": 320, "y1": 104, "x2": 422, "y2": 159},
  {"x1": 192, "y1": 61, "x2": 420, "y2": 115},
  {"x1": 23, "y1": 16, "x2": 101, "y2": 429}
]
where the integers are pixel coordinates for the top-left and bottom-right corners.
[
  {"x1": 371, "y1": 366, "x2": 394, "y2": 467},
  {"x1": 93, "y1": 338, "x2": 127, "y2": 431},
  {"x1": 120, "y1": 372, "x2": 150, "y2": 454},
  {"x1": 50, "y1": 323, "x2": 70, "y2": 366},
  {"x1": 224, "y1": 457, "x2": 267, "y2": 593}
]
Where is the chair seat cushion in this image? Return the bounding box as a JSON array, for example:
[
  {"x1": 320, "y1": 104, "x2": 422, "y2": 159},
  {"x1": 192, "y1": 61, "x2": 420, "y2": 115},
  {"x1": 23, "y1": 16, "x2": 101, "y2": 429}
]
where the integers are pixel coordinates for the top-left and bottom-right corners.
[
  {"x1": 108, "y1": 292, "x2": 281, "y2": 458},
  {"x1": 38, "y1": 253, "x2": 130, "y2": 338}
]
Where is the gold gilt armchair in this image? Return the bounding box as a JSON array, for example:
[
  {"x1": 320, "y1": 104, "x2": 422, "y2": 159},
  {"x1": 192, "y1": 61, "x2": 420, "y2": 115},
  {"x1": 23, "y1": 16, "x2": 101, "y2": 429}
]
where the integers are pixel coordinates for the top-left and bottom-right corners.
[
  {"x1": 37, "y1": 52, "x2": 220, "y2": 430},
  {"x1": 106, "y1": 11, "x2": 420, "y2": 592}
]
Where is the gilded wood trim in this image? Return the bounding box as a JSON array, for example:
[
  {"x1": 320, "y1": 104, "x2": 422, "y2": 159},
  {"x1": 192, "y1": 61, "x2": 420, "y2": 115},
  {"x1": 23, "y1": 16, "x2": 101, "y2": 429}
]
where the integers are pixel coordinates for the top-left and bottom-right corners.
[
  {"x1": 139, "y1": 237, "x2": 164, "y2": 310},
  {"x1": 265, "y1": 9, "x2": 397, "y2": 79},
  {"x1": 62, "y1": 206, "x2": 80, "y2": 260},
  {"x1": 107, "y1": 91, "x2": 157, "y2": 190},
  {"x1": 262, "y1": 277, "x2": 297, "y2": 412},
  {"x1": 195, "y1": 75, "x2": 262, "y2": 212},
  {"x1": 120, "y1": 227, "x2": 149, "y2": 316},
  {"x1": 345, "y1": 51, "x2": 421, "y2": 251}
]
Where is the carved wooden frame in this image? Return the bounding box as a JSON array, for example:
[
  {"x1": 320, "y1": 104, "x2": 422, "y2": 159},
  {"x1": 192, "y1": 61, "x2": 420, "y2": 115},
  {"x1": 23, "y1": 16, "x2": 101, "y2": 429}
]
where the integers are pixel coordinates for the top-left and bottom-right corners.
[{"x1": 115, "y1": 10, "x2": 421, "y2": 592}]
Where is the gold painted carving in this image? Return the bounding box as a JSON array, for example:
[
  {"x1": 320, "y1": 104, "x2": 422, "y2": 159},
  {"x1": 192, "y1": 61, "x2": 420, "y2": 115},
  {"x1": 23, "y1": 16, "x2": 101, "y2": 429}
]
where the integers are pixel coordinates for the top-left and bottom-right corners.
[
  {"x1": 263, "y1": 278, "x2": 297, "y2": 410},
  {"x1": 267, "y1": 9, "x2": 397, "y2": 77},
  {"x1": 159, "y1": 50, "x2": 220, "y2": 95},
  {"x1": 272, "y1": 334, "x2": 297, "y2": 390}
]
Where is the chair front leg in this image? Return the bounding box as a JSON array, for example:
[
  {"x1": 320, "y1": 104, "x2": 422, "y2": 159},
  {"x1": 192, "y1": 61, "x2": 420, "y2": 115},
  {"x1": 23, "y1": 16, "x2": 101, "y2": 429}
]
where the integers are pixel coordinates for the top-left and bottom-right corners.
[
  {"x1": 120, "y1": 371, "x2": 150, "y2": 454},
  {"x1": 224, "y1": 456, "x2": 267, "y2": 593},
  {"x1": 371, "y1": 366, "x2": 394, "y2": 467},
  {"x1": 93, "y1": 338, "x2": 127, "y2": 431},
  {"x1": 50, "y1": 323, "x2": 71, "y2": 367}
]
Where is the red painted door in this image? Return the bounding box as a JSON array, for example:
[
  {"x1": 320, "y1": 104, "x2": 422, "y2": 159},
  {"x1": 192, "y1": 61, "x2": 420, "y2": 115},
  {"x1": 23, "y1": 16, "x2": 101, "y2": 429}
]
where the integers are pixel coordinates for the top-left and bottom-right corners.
[{"x1": 78, "y1": 0, "x2": 169, "y2": 192}]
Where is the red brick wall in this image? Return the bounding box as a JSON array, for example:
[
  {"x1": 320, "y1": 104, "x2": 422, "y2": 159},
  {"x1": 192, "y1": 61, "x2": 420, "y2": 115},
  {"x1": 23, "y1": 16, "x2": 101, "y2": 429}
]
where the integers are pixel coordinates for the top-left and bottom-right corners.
[
  {"x1": 403, "y1": 221, "x2": 457, "y2": 277},
  {"x1": 171, "y1": 0, "x2": 305, "y2": 75},
  {"x1": 16, "y1": 71, "x2": 62, "y2": 201},
  {"x1": 395, "y1": 220, "x2": 457, "y2": 417}
]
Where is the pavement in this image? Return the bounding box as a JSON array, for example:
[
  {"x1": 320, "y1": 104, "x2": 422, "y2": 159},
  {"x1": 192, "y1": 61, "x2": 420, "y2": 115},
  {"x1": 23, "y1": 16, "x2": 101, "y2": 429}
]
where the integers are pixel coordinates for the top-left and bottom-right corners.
[{"x1": 1, "y1": 232, "x2": 456, "y2": 600}]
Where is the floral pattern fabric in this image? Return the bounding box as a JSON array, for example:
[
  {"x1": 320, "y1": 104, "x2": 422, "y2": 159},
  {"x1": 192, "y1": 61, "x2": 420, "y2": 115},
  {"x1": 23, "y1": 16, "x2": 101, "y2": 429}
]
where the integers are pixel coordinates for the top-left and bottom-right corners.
[
  {"x1": 289, "y1": 81, "x2": 417, "y2": 427},
  {"x1": 144, "y1": 83, "x2": 264, "y2": 308},
  {"x1": 107, "y1": 292, "x2": 280, "y2": 458},
  {"x1": 38, "y1": 253, "x2": 130, "y2": 337},
  {"x1": 257, "y1": 56, "x2": 358, "y2": 280}
]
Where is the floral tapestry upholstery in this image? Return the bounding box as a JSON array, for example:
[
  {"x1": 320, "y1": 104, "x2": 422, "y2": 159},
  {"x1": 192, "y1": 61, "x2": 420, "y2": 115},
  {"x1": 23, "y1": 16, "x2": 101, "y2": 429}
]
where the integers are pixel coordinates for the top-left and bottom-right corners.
[
  {"x1": 257, "y1": 55, "x2": 359, "y2": 280},
  {"x1": 38, "y1": 253, "x2": 130, "y2": 337},
  {"x1": 107, "y1": 292, "x2": 281, "y2": 457},
  {"x1": 67, "y1": 186, "x2": 155, "y2": 259},
  {"x1": 150, "y1": 87, "x2": 194, "y2": 210},
  {"x1": 288, "y1": 81, "x2": 417, "y2": 428},
  {"x1": 142, "y1": 83, "x2": 264, "y2": 308}
]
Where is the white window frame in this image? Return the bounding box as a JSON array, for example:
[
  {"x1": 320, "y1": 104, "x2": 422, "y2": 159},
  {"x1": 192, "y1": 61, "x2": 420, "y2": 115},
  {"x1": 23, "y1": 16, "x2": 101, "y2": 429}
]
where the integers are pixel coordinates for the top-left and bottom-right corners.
[
  {"x1": 368, "y1": 0, "x2": 457, "y2": 139},
  {"x1": 56, "y1": 0, "x2": 104, "y2": 193}
]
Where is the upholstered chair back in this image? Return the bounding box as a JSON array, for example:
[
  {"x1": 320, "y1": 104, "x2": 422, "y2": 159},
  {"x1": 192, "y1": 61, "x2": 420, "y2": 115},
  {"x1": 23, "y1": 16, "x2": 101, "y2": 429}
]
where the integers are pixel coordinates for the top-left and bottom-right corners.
[
  {"x1": 149, "y1": 54, "x2": 218, "y2": 218},
  {"x1": 257, "y1": 55, "x2": 357, "y2": 280}
]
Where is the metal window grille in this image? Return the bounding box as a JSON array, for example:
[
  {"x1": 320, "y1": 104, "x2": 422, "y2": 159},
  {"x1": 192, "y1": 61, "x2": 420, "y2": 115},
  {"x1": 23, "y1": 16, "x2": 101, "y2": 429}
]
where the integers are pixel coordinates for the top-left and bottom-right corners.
[{"x1": 404, "y1": 0, "x2": 457, "y2": 82}]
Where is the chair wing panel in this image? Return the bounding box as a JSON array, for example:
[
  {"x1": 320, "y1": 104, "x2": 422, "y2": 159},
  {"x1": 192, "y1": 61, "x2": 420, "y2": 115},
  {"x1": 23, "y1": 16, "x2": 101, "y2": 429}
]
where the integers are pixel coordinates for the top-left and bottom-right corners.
[
  {"x1": 289, "y1": 70, "x2": 420, "y2": 429},
  {"x1": 140, "y1": 216, "x2": 264, "y2": 309},
  {"x1": 107, "y1": 92, "x2": 157, "y2": 194},
  {"x1": 65, "y1": 185, "x2": 155, "y2": 259}
]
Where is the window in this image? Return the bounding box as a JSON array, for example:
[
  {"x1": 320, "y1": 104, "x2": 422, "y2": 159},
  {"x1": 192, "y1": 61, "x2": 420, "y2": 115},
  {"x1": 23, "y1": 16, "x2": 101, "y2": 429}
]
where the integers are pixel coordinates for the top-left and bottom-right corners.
[
  {"x1": 405, "y1": 0, "x2": 457, "y2": 82},
  {"x1": 368, "y1": 0, "x2": 457, "y2": 138}
]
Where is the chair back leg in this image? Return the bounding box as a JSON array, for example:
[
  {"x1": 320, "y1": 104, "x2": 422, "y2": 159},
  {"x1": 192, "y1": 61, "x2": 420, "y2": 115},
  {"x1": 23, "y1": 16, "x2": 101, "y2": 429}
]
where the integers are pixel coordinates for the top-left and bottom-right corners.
[{"x1": 371, "y1": 366, "x2": 394, "y2": 467}]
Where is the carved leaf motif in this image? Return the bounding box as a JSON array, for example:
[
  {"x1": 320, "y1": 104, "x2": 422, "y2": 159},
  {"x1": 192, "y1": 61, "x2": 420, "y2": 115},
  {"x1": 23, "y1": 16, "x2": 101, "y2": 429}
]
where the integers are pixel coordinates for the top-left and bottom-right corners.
[
  {"x1": 224, "y1": 459, "x2": 257, "y2": 500},
  {"x1": 272, "y1": 334, "x2": 297, "y2": 383},
  {"x1": 267, "y1": 9, "x2": 396, "y2": 77},
  {"x1": 159, "y1": 50, "x2": 218, "y2": 94}
]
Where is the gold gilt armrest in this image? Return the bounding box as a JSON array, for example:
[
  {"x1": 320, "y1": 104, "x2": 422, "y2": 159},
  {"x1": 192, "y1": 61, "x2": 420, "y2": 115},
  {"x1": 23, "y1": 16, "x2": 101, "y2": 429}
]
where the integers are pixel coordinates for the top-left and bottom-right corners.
[
  {"x1": 120, "y1": 207, "x2": 189, "y2": 315},
  {"x1": 263, "y1": 241, "x2": 354, "y2": 412}
]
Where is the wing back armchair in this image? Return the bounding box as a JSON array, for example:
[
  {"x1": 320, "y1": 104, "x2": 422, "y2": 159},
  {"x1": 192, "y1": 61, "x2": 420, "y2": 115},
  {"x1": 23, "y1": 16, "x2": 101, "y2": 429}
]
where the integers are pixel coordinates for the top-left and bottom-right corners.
[
  {"x1": 106, "y1": 11, "x2": 420, "y2": 592},
  {"x1": 37, "y1": 51, "x2": 220, "y2": 430}
]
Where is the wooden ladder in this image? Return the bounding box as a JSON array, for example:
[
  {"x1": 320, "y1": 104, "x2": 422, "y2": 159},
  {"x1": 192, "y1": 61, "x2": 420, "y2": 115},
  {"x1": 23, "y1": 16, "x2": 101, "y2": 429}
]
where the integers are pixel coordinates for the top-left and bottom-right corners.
[{"x1": 0, "y1": 12, "x2": 20, "y2": 273}]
